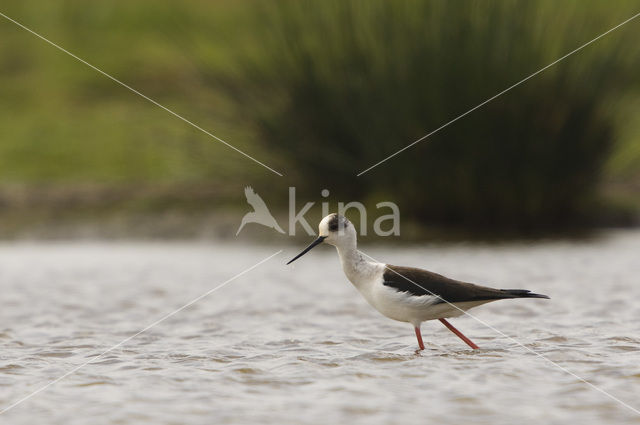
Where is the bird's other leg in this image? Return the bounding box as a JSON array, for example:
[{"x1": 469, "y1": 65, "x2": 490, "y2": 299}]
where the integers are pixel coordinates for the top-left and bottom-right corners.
[
  {"x1": 414, "y1": 326, "x2": 425, "y2": 350},
  {"x1": 438, "y1": 318, "x2": 479, "y2": 349}
]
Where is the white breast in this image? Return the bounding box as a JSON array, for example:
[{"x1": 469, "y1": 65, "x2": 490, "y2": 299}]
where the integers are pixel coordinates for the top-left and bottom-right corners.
[
  {"x1": 351, "y1": 270, "x2": 494, "y2": 326},
  {"x1": 371, "y1": 282, "x2": 440, "y2": 324},
  {"x1": 336, "y1": 247, "x2": 492, "y2": 326},
  {"x1": 345, "y1": 264, "x2": 437, "y2": 325}
]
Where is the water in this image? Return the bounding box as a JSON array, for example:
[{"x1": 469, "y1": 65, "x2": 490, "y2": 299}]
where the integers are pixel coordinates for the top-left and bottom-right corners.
[{"x1": 1, "y1": 231, "x2": 639, "y2": 424}]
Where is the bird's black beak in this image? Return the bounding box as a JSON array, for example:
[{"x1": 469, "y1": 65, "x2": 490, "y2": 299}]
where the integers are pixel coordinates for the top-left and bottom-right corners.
[{"x1": 287, "y1": 236, "x2": 326, "y2": 265}]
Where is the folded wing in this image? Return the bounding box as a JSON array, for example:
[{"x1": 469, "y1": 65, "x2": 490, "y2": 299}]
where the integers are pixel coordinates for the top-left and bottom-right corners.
[{"x1": 382, "y1": 265, "x2": 549, "y2": 303}]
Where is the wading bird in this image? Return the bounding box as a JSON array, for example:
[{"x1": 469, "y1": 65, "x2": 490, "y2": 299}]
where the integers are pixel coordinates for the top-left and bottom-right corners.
[{"x1": 287, "y1": 214, "x2": 549, "y2": 350}]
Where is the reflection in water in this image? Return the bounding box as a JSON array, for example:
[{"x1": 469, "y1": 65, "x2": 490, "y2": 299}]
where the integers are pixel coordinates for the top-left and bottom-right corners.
[{"x1": 0, "y1": 231, "x2": 639, "y2": 424}]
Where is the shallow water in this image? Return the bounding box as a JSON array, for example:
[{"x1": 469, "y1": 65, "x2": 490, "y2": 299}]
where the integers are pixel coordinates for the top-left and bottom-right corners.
[{"x1": 0, "y1": 231, "x2": 639, "y2": 424}]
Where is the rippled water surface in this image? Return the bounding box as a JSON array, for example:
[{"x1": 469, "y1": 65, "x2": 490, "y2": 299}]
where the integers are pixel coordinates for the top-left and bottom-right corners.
[{"x1": 1, "y1": 231, "x2": 640, "y2": 424}]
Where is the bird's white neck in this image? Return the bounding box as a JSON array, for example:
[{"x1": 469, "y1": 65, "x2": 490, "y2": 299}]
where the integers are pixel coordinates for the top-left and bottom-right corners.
[{"x1": 334, "y1": 243, "x2": 381, "y2": 288}]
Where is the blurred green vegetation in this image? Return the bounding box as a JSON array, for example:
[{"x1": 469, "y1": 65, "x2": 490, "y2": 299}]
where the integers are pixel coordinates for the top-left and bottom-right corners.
[
  {"x1": 0, "y1": 1, "x2": 276, "y2": 185},
  {"x1": 0, "y1": 0, "x2": 639, "y2": 237},
  {"x1": 245, "y1": 0, "x2": 640, "y2": 231}
]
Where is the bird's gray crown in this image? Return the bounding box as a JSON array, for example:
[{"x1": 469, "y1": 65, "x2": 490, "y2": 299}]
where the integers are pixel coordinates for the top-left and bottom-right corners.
[{"x1": 327, "y1": 214, "x2": 350, "y2": 232}]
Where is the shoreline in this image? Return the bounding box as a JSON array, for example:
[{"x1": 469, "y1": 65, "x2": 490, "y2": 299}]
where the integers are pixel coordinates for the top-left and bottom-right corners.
[{"x1": 1, "y1": 183, "x2": 637, "y2": 241}]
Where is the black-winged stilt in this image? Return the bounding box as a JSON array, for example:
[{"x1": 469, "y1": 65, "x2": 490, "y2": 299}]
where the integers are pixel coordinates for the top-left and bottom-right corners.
[{"x1": 287, "y1": 214, "x2": 549, "y2": 351}]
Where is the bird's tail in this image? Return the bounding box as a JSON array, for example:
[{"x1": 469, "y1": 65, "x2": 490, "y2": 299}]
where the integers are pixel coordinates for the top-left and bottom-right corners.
[{"x1": 499, "y1": 289, "x2": 550, "y2": 299}]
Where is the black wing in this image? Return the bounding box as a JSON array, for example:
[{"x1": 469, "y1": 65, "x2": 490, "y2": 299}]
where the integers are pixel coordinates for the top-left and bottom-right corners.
[{"x1": 382, "y1": 265, "x2": 548, "y2": 303}]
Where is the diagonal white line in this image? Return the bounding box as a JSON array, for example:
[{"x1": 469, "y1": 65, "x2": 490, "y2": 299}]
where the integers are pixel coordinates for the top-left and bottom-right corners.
[
  {"x1": 357, "y1": 249, "x2": 640, "y2": 416},
  {"x1": 0, "y1": 250, "x2": 283, "y2": 415},
  {"x1": 357, "y1": 10, "x2": 640, "y2": 176},
  {"x1": 0, "y1": 11, "x2": 283, "y2": 177}
]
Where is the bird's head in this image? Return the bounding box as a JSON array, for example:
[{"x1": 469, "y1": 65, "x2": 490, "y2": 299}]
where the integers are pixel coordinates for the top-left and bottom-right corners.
[
  {"x1": 318, "y1": 213, "x2": 355, "y2": 246},
  {"x1": 287, "y1": 214, "x2": 356, "y2": 265}
]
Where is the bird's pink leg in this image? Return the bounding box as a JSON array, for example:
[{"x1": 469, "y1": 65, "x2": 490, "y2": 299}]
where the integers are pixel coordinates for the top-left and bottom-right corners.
[
  {"x1": 439, "y1": 318, "x2": 479, "y2": 349},
  {"x1": 414, "y1": 326, "x2": 425, "y2": 350}
]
